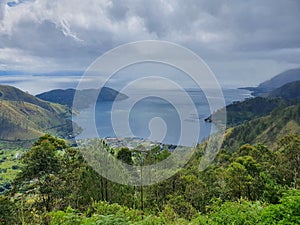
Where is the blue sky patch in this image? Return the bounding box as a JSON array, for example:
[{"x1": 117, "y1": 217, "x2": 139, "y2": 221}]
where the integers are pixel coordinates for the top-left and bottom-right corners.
[{"x1": 7, "y1": 0, "x2": 34, "y2": 7}]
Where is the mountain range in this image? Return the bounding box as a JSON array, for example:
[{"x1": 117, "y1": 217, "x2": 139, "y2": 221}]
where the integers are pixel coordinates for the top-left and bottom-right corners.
[
  {"x1": 1, "y1": 67, "x2": 300, "y2": 145},
  {"x1": 242, "y1": 68, "x2": 300, "y2": 96},
  {"x1": 0, "y1": 84, "x2": 75, "y2": 141},
  {"x1": 0, "y1": 85, "x2": 127, "y2": 141},
  {"x1": 216, "y1": 68, "x2": 300, "y2": 150}
]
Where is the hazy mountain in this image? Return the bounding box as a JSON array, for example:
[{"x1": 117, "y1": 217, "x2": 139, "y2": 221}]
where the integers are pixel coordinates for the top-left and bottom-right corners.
[
  {"x1": 0, "y1": 84, "x2": 76, "y2": 141},
  {"x1": 36, "y1": 87, "x2": 128, "y2": 109},
  {"x1": 208, "y1": 77, "x2": 300, "y2": 127},
  {"x1": 265, "y1": 80, "x2": 300, "y2": 99},
  {"x1": 243, "y1": 68, "x2": 300, "y2": 96}
]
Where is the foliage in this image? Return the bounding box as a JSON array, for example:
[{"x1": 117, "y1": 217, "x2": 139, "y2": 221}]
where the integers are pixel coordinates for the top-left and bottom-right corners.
[
  {"x1": 193, "y1": 199, "x2": 263, "y2": 225},
  {"x1": 261, "y1": 190, "x2": 300, "y2": 224},
  {"x1": 0, "y1": 84, "x2": 74, "y2": 141},
  {"x1": 223, "y1": 101, "x2": 300, "y2": 150},
  {"x1": 1, "y1": 133, "x2": 299, "y2": 224},
  {"x1": 0, "y1": 196, "x2": 17, "y2": 225}
]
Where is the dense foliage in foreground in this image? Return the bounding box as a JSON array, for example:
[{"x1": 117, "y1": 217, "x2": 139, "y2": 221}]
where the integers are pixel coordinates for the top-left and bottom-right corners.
[{"x1": 0, "y1": 134, "x2": 299, "y2": 224}]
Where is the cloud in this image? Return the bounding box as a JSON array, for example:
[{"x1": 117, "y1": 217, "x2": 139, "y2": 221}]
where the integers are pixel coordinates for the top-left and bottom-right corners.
[{"x1": 0, "y1": 0, "x2": 299, "y2": 87}]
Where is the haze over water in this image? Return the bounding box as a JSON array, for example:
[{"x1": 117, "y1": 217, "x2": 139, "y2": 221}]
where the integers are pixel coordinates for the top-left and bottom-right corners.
[{"x1": 74, "y1": 88, "x2": 252, "y2": 145}]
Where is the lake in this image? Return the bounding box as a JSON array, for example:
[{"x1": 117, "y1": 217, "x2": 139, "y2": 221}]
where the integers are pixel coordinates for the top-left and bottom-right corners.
[{"x1": 74, "y1": 88, "x2": 252, "y2": 145}]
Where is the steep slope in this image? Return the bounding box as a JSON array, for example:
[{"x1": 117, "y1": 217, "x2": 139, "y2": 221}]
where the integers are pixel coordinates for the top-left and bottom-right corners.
[
  {"x1": 258, "y1": 68, "x2": 300, "y2": 91},
  {"x1": 222, "y1": 97, "x2": 286, "y2": 127},
  {"x1": 0, "y1": 84, "x2": 75, "y2": 141},
  {"x1": 36, "y1": 87, "x2": 128, "y2": 109},
  {"x1": 246, "y1": 68, "x2": 300, "y2": 96},
  {"x1": 265, "y1": 80, "x2": 300, "y2": 99},
  {"x1": 0, "y1": 84, "x2": 54, "y2": 111},
  {"x1": 208, "y1": 80, "x2": 300, "y2": 127},
  {"x1": 222, "y1": 101, "x2": 300, "y2": 151}
]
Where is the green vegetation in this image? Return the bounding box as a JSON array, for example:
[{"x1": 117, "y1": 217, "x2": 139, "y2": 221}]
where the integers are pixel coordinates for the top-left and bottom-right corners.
[
  {"x1": 223, "y1": 102, "x2": 300, "y2": 150},
  {"x1": 209, "y1": 80, "x2": 300, "y2": 127},
  {"x1": 223, "y1": 97, "x2": 286, "y2": 126},
  {"x1": 1, "y1": 78, "x2": 300, "y2": 224},
  {"x1": 266, "y1": 80, "x2": 300, "y2": 99},
  {"x1": 0, "y1": 133, "x2": 299, "y2": 224},
  {"x1": 0, "y1": 84, "x2": 77, "y2": 141}
]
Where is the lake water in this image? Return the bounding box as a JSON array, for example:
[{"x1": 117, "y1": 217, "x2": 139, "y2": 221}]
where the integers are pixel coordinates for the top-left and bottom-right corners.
[{"x1": 74, "y1": 88, "x2": 252, "y2": 145}]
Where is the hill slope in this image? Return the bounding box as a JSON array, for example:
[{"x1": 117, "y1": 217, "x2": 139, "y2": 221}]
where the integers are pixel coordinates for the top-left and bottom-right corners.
[
  {"x1": 0, "y1": 84, "x2": 75, "y2": 141},
  {"x1": 208, "y1": 80, "x2": 300, "y2": 127},
  {"x1": 266, "y1": 80, "x2": 300, "y2": 99},
  {"x1": 222, "y1": 101, "x2": 300, "y2": 151},
  {"x1": 246, "y1": 68, "x2": 300, "y2": 96},
  {"x1": 0, "y1": 84, "x2": 56, "y2": 111},
  {"x1": 36, "y1": 87, "x2": 128, "y2": 109}
]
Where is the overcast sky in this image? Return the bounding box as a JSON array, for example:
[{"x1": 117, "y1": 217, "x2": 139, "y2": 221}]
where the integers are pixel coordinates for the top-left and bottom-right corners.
[{"x1": 0, "y1": 0, "x2": 300, "y2": 92}]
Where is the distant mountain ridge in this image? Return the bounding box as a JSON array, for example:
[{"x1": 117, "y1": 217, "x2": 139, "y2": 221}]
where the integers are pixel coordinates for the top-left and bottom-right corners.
[
  {"x1": 266, "y1": 80, "x2": 300, "y2": 99},
  {"x1": 36, "y1": 87, "x2": 128, "y2": 109},
  {"x1": 207, "y1": 79, "x2": 300, "y2": 127},
  {"x1": 242, "y1": 68, "x2": 300, "y2": 96},
  {"x1": 258, "y1": 68, "x2": 300, "y2": 91},
  {"x1": 210, "y1": 74, "x2": 300, "y2": 150},
  {"x1": 0, "y1": 84, "x2": 76, "y2": 141}
]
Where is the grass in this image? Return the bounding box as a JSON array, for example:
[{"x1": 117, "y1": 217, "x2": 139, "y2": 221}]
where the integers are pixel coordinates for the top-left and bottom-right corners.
[
  {"x1": 0, "y1": 145, "x2": 26, "y2": 193},
  {"x1": 0, "y1": 100, "x2": 72, "y2": 140}
]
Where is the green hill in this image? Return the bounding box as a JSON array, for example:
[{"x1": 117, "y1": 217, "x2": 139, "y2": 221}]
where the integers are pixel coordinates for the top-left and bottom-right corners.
[
  {"x1": 209, "y1": 80, "x2": 300, "y2": 150},
  {"x1": 257, "y1": 68, "x2": 300, "y2": 92},
  {"x1": 0, "y1": 84, "x2": 56, "y2": 111},
  {"x1": 36, "y1": 87, "x2": 128, "y2": 109},
  {"x1": 222, "y1": 101, "x2": 300, "y2": 151},
  {"x1": 223, "y1": 97, "x2": 286, "y2": 127},
  {"x1": 266, "y1": 80, "x2": 300, "y2": 99},
  {"x1": 208, "y1": 80, "x2": 300, "y2": 127},
  {"x1": 0, "y1": 84, "x2": 75, "y2": 141}
]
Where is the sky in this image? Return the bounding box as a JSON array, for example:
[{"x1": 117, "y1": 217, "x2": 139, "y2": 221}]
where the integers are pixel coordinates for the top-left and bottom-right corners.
[{"x1": 0, "y1": 0, "x2": 300, "y2": 94}]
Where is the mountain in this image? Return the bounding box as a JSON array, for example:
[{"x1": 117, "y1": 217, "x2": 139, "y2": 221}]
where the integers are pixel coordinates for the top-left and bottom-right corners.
[
  {"x1": 244, "y1": 68, "x2": 300, "y2": 96},
  {"x1": 0, "y1": 84, "x2": 57, "y2": 111},
  {"x1": 207, "y1": 79, "x2": 300, "y2": 127},
  {"x1": 0, "y1": 84, "x2": 76, "y2": 141},
  {"x1": 265, "y1": 80, "x2": 300, "y2": 99},
  {"x1": 205, "y1": 96, "x2": 287, "y2": 127},
  {"x1": 36, "y1": 87, "x2": 128, "y2": 109},
  {"x1": 224, "y1": 97, "x2": 286, "y2": 126},
  {"x1": 205, "y1": 79, "x2": 300, "y2": 150},
  {"x1": 222, "y1": 100, "x2": 300, "y2": 151}
]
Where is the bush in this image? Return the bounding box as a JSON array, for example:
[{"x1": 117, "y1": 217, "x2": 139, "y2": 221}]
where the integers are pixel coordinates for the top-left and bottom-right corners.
[
  {"x1": 0, "y1": 196, "x2": 17, "y2": 225},
  {"x1": 194, "y1": 199, "x2": 263, "y2": 225},
  {"x1": 261, "y1": 190, "x2": 300, "y2": 225}
]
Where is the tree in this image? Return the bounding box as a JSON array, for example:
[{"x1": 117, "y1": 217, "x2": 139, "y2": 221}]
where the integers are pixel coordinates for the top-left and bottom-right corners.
[
  {"x1": 226, "y1": 156, "x2": 261, "y2": 200},
  {"x1": 277, "y1": 135, "x2": 300, "y2": 189},
  {"x1": 261, "y1": 190, "x2": 300, "y2": 225},
  {"x1": 12, "y1": 136, "x2": 62, "y2": 213},
  {"x1": 116, "y1": 147, "x2": 133, "y2": 165}
]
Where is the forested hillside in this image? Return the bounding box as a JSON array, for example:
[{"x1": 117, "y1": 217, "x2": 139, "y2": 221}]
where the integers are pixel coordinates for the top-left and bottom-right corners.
[
  {"x1": 1, "y1": 79, "x2": 300, "y2": 224},
  {"x1": 0, "y1": 131, "x2": 299, "y2": 224},
  {"x1": 0, "y1": 85, "x2": 75, "y2": 141},
  {"x1": 209, "y1": 80, "x2": 300, "y2": 127},
  {"x1": 223, "y1": 101, "x2": 300, "y2": 150}
]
